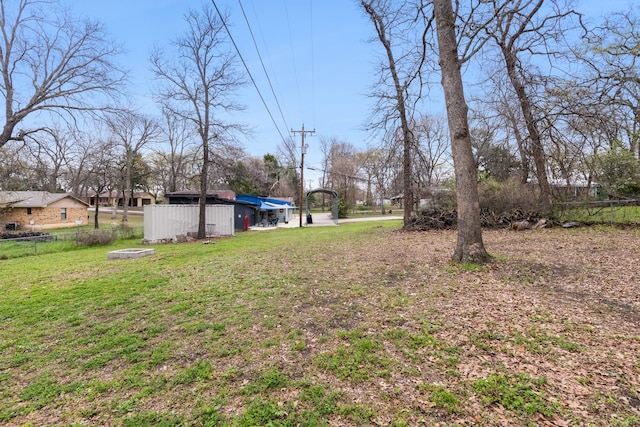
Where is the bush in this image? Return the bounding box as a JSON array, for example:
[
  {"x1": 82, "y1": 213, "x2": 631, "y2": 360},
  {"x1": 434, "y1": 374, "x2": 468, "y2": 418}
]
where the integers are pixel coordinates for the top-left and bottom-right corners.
[
  {"x1": 337, "y1": 199, "x2": 351, "y2": 219},
  {"x1": 77, "y1": 230, "x2": 115, "y2": 247},
  {"x1": 422, "y1": 187, "x2": 457, "y2": 211},
  {"x1": 478, "y1": 178, "x2": 541, "y2": 214},
  {"x1": 113, "y1": 223, "x2": 135, "y2": 239}
]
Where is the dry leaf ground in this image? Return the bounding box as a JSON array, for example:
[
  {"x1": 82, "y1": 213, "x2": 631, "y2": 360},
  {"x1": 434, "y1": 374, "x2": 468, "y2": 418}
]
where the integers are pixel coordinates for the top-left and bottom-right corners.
[
  {"x1": 261, "y1": 226, "x2": 640, "y2": 426},
  {"x1": 2, "y1": 224, "x2": 639, "y2": 426}
]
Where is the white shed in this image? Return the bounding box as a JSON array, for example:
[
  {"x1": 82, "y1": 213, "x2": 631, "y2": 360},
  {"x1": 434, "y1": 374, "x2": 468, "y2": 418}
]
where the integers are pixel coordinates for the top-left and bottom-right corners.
[{"x1": 144, "y1": 205, "x2": 234, "y2": 243}]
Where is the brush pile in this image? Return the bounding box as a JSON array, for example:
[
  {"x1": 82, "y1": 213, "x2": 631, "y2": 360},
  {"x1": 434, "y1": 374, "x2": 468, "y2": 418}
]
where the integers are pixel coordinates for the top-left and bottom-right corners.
[
  {"x1": 405, "y1": 207, "x2": 551, "y2": 230},
  {"x1": 0, "y1": 231, "x2": 54, "y2": 240}
]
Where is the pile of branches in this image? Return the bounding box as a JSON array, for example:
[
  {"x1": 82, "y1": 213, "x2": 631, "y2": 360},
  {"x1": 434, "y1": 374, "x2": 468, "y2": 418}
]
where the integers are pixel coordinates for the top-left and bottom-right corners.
[
  {"x1": 405, "y1": 207, "x2": 549, "y2": 231},
  {"x1": 405, "y1": 208, "x2": 457, "y2": 231},
  {"x1": 0, "y1": 231, "x2": 53, "y2": 241}
]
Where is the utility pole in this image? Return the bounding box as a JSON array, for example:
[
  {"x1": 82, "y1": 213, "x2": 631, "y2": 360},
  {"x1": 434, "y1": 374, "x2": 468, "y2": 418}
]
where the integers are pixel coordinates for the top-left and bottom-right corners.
[{"x1": 291, "y1": 125, "x2": 315, "y2": 227}]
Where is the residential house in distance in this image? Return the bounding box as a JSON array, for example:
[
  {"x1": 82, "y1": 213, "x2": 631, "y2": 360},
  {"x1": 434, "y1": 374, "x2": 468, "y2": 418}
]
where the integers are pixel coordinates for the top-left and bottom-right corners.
[
  {"x1": 85, "y1": 191, "x2": 156, "y2": 209},
  {"x1": 0, "y1": 191, "x2": 89, "y2": 230}
]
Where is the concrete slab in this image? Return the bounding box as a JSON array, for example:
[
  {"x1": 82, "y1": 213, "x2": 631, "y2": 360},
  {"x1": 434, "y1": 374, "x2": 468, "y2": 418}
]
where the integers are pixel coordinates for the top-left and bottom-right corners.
[{"x1": 107, "y1": 248, "x2": 156, "y2": 260}]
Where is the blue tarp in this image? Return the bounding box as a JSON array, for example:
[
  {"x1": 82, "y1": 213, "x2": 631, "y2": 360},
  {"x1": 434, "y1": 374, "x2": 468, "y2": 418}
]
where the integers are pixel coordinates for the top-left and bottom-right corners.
[
  {"x1": 238, "y1": 194, "x2": 294, "y2": 211},
  {"x1": 260, "y1": 201, "x2": 291, "y2": 210}
]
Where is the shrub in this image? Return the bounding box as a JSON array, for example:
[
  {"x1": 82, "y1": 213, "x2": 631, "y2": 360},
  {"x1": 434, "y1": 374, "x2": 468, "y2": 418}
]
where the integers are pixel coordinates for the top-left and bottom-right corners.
[
  {"x1": 478, "y1": 178, "x2": 541, "y2": 214},
  {"x1": 77, "y1": 230, "x2": 115, "y2": 247},
  {"x1": 337, "y1": 198, "x2": 351, "y2": 218},
  {"x1": 113, "y1": 223, "x2": 135, "y2": 239}
]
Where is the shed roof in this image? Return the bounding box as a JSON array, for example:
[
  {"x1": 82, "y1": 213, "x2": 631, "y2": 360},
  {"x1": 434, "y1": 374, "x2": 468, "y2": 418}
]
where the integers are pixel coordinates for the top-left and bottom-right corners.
[
  {"x1": 260, "y1": 201, "x2": 295, "y2": 210},
  {"x1": 237, "y1": 194, "x2": 295, "y2": 208}
]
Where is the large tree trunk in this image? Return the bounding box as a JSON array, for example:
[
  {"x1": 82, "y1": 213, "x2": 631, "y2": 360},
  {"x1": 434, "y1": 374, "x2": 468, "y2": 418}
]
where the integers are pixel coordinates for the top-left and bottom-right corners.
[
  {"x1": 504, "y1": 105, "x2": 530, "y2": 185},
  {"x1": 121, "y1": 148, "x2": 132, "y2": 223},
  {"x1": 501, "y1": 48, "x2": 552, "y2": 212},
  {"x1": 434, "y1": 0, "x2": 491, "y2": 264},
  {"x1": 198, "y1": 137, "x2": 209, "y2": 240},
  {"x1": 94, "y1": 204, "x2": 100, "y2": 229}
]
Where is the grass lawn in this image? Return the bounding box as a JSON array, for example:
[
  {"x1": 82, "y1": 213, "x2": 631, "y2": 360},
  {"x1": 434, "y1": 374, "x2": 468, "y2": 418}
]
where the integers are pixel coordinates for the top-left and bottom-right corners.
[
  {"x1": 556, "y1": 204, "x2": 640, "y2": 225},
  {"x1": 1, "y1": 212, "x2": 144, "y2": 259},
  {"x1": 1, "y1": 221, "x2": 639, "y2": 426}
]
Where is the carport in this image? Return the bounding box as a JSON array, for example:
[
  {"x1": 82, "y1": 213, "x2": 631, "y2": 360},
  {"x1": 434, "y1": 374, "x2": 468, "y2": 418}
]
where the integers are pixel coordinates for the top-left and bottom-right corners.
[{"x1": 305, "y1": 189, "x2": 339, "y2": 225}]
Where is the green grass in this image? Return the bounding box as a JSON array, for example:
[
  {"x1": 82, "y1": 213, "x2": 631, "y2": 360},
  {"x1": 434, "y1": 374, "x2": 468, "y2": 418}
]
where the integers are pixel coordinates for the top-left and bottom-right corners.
[
  {"x1": 472, "y1": 373, "x2": 559, "y2": 418},
  {"x1": 0, "y1": 238, "x2": 76, "y2": 259},
  {"x1": 0, "y1": 215, "x2": 143, "y2": 259},
  {"x1": 556, "y1": 204, "x2": 640, "y2": 224},
  {"x1": 316, "y1": 329, "x2": 392, "y2": 382},
  {"x1": 1, "y1": 220, "x2": 638, "y2": 426},
  {"x1": 0, "y1": 220, "x2": 402, "y2": 426}
]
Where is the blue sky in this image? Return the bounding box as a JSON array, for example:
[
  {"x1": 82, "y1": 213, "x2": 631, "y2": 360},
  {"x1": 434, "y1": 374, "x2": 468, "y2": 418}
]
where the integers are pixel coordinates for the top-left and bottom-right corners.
[
  {"x1": 64, "y1": 0, "x2": 635, "y2": 187},
  {"x1": 65, "y1": 0, "x2": 376, "y2": 185}
]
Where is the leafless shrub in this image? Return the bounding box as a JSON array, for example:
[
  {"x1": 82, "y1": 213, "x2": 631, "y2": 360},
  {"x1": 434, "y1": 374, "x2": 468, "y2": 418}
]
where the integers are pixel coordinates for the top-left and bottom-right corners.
[
  {"x1": 478, "y1": 178, "x2": 540, "y2": 214},
  {"x1": 113, "y1": 223, "x2": 135, "y2": 239},
  {"x1": 77, "y1": 231, "x2": 114, "y2": 247}
]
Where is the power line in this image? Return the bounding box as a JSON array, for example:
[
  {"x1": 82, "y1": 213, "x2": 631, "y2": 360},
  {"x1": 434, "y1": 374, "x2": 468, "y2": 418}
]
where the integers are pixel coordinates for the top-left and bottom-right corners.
[
  {"x1": 307, "y1": 166, "x2": 366, "y2": 182},
  {"x1": 210, "y1": 0, "x2": 289, "y2": 144},
  {"x1": 309, "y1": 0, "x2": 316, "y2": 130},
  {"x1": 284, "y1": 0, "x2": 303, "y2": 121},
  {"x1": 237, "y1": 0, "x2": 291, "y2": 137}
]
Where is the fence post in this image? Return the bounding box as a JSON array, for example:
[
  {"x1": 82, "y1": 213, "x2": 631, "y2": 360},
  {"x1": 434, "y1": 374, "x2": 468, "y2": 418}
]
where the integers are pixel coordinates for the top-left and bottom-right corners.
[{"x1": 610, "y1": 201, "x2": 614, "y2": 225}]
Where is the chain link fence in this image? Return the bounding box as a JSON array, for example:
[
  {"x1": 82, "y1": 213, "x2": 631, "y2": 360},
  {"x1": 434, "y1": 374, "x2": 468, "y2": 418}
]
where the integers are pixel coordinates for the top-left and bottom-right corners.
[
  {"x1": 0, "y1": 226, "x2": 144, "y2": 259},
  {"x1": 554, "y1": 199, "x2": 640, "y2": 225}
]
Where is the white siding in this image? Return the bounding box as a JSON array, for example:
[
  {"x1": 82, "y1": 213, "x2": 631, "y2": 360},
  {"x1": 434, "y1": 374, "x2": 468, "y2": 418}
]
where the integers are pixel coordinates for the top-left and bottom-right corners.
[{"x1": 144, "y1": 205, "x2": 234, "y2": 242}]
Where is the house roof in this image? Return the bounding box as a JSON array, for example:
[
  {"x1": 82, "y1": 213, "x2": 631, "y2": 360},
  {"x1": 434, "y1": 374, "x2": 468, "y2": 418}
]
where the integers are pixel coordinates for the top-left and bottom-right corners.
[
  {"x1": 0, "y1": 191, "x2": 89, "y2": 208},
  {"x1": 84, "y1": 190, "x2": 156, "y2": 198},
  {"x1": 164, "y1": 190, "x2": 236, "y2": 200}
]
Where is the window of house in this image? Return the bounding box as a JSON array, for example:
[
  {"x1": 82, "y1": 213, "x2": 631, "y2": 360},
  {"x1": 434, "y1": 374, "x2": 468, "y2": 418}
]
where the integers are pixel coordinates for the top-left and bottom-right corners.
[
  {"x1": 27, "y1": 208, "x2": 32, "y2": 215},
  {"x1": 60, "y1": 208, "x2": 67, "y2": 220}
]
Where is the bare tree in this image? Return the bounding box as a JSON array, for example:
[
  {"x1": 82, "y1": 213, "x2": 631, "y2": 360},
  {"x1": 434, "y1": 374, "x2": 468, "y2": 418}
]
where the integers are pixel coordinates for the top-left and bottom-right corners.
[
  {"x1": 326, "y1": 140, "x2": 362, "y2": 213},
  {"x1": 580, "y1": 7, "x2": 640, "y2": 158},
  {"x1": 275, "y1": 136, "x2": 301, "y2": 202},
  {"x1": 0, "y1": 0, "x2": 126, "y2": 149},
  {"x1": 107, "y1": 111, "x2": 159, "y2": 222},
  {"x1": 150, "y1": 6, "x2": 245, "y2": 239},
  {"x1": 0, "y1": 142, "x2": 33, "y2": 190},
  {"x1": 470, "y1": 68, "x2": 532, "y2": 185},
  {"x1": 84, "y1": 138, "x2": 118, "y2": 229},
  {"x1": 361, "y1": 0, "x2": 431, "y2": 226},
  {"x1": 361, "y1": 145, "x2": 397, "y2": 214},
  {"x1": 481, "y1": 0, "x2": 582, "y2": 211},
  {"x1": 434, "y1": 0, "x2": 491, "y2": 263},
  {"x1": 152, "y1": 107, "x2": 197, "y2": 194},
  {"x1": 62, "y1": 128, "x2": 93, "y2": 196},
  {"x1": 22, "y1": 125, "x2": 75, "y2": 192},
  {"x1": 412, "y1": 114, "x2": 451, "y2": 188}
]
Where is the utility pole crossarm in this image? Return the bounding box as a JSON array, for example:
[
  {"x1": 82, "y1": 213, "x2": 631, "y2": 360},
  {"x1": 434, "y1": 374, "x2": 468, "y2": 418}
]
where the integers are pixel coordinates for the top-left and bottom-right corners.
[{"x1": 291, "y1": 124, "x2": 316, "y2": 227}]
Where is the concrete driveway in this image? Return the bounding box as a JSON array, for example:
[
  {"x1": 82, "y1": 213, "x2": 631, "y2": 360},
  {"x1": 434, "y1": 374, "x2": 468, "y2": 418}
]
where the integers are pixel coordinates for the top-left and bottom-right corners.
[
  {"x1": 251, "y1": 212, "x2": 403, "y2": 230},
  {"x1": 305, "y1": 212, "x2": 403, "y2": 226}
]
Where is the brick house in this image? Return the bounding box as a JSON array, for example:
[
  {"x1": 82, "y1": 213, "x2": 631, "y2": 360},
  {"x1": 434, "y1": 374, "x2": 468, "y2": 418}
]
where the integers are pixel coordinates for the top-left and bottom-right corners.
[{"x1": 0, "y1": 191, "x2": 89, "y2": 230}]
